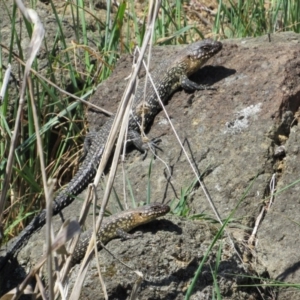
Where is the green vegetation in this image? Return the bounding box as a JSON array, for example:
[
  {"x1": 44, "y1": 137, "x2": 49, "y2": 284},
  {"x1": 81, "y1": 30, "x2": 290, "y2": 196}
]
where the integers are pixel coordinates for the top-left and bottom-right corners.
[
  {"x1": 215, "y1": 0, "x2": 300, "y2": 38},
  {"x1": 0, "y1": 0, "x2": 197, "y2": 239}
]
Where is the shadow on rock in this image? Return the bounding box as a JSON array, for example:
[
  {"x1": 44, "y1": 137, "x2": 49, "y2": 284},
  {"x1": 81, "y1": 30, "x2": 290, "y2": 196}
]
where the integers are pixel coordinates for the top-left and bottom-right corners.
[{"x1": 192, "y1": 65, "x2": 236, "y2": 86}]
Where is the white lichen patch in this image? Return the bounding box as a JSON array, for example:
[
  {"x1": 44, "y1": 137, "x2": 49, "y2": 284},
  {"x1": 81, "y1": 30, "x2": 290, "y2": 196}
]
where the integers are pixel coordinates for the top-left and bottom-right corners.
[{"x1": 224, "y1": 103, "x2": 262, "y2": 134}]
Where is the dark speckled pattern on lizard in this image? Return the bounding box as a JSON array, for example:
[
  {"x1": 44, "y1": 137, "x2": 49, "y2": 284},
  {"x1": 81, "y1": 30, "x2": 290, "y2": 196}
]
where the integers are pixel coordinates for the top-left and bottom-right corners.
[
  {"x1": 70, "y1": 203, "x2": 170, "y2": 266},
  {"x1": 0, "y1": 39, "x2": 222, "y2": 268}
]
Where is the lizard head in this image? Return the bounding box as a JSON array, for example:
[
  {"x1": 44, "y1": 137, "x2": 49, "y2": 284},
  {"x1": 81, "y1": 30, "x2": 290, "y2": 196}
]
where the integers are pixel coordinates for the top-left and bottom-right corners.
[
  {"x1": 177, "y1": 39, "x2": 222, "y2": 76},
  {"x1": 131, "y1": 202, "x2": 170, "y2": 224}
]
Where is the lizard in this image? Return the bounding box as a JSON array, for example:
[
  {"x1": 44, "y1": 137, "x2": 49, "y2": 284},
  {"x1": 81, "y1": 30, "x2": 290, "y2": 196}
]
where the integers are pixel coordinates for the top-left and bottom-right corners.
[
  {"x1": 0, "y1": 39, "x2": 222, "y2": 268},
  {"x1": 70, "y1": 202, "x2": 170, "y2": 266},
  {"x1": 3, "y1": 203, "x2": 169, "y2": 299}
]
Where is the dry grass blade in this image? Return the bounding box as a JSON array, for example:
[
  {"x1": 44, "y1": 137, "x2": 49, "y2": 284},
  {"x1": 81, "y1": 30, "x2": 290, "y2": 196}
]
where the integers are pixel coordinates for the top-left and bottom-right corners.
[
  {"x1": 45, "y1": 180, "x2": 55, "y2": 300},
  {"x1": 34, "y1": 275, "x2": 48, "y2": 300},
  {"x1": 137, "y1": 39, "x2": 244, "y2": 267},
  {"x1": 0, "y1": 64, "x2": 11, "y2": 103},
  {"x1": 0, "y1": 43, "x2": 113, "y2": 116},
  {"x1": 0, "y1": 1, "x2": 45, "y2": 235},
  {"x1": 129, "y1": 271, "x2": 143, "y2": 300},
  {"x1": 53, "y1": 185, "x2": 94, "y2": 295},
  {"x1": 51, "y1": 220, "x2": 81, "y2": 253},
  {"x1": 69, "y1": 1, "x2": 162, "y2": 299},
  {"x1": 0, "y1": 286, "x2": 35, "y2": 300},
  {"x1": 91, "y1": 185, "x2": 108, "y2": 299},
  {"x1": 1, "y1": 219, "x2": 80, "y2": 300}
]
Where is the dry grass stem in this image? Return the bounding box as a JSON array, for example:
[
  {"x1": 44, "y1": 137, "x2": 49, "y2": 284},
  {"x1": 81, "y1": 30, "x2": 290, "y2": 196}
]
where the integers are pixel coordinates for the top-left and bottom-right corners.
[
  {"x1": 0, "y1": 64, "x2": 11, "y2": 103},
  {"x1": 0, "y1": 2, "x2": 45, "y2": 236},
  {"x1": 248, "y1": 173, "x2": 276, "y2": 246},
  {"x1": 129, "y1": 271, "x2": 143, "y2": 300},
  {"x1": 54, "y1": 185, "x2": 94, "y2": 295},
  {"x1": 137, "y1": 39, "x2": 246, "y2": 267},
  {"x1": 3, "y1": 218, "x2": 81, "y2": 299},
  {"x1": 0, "y1": 43, "x2": 114, "y2": 116},
  {"x1": 92, "y1": 186, "x2": 108, "y2": 300},
  {"x1": 69, "y1": 1, "x2": 162, "y2": 298}
]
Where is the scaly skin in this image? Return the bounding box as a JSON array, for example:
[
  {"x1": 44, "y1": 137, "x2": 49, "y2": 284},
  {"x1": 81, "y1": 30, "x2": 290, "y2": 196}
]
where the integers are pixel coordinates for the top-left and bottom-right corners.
[
  {"x1": 0, "y1": 39, "x2": 222, "y2": 268},
  {"x1": 70, "y1": 203, "x2": 170, "y2": 266}
]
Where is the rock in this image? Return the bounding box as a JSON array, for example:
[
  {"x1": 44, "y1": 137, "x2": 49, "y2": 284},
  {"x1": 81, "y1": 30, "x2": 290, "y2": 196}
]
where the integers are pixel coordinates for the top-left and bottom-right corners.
[{"x1": 88, "y1": 31, "x2": 300, "y2": 299}]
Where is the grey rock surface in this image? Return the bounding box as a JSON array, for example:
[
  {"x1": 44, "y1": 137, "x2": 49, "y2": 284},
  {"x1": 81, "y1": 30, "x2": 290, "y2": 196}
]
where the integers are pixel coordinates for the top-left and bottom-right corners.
[
  {"x1": 87, "y1": 31, "x2": 300, "y2": 299},
  {"x1": 256, "y1": 126, "x2": 300, "y2": 300},
  {"x1": 68, "y1": 217, "x2": 262, "y2": 300}
]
